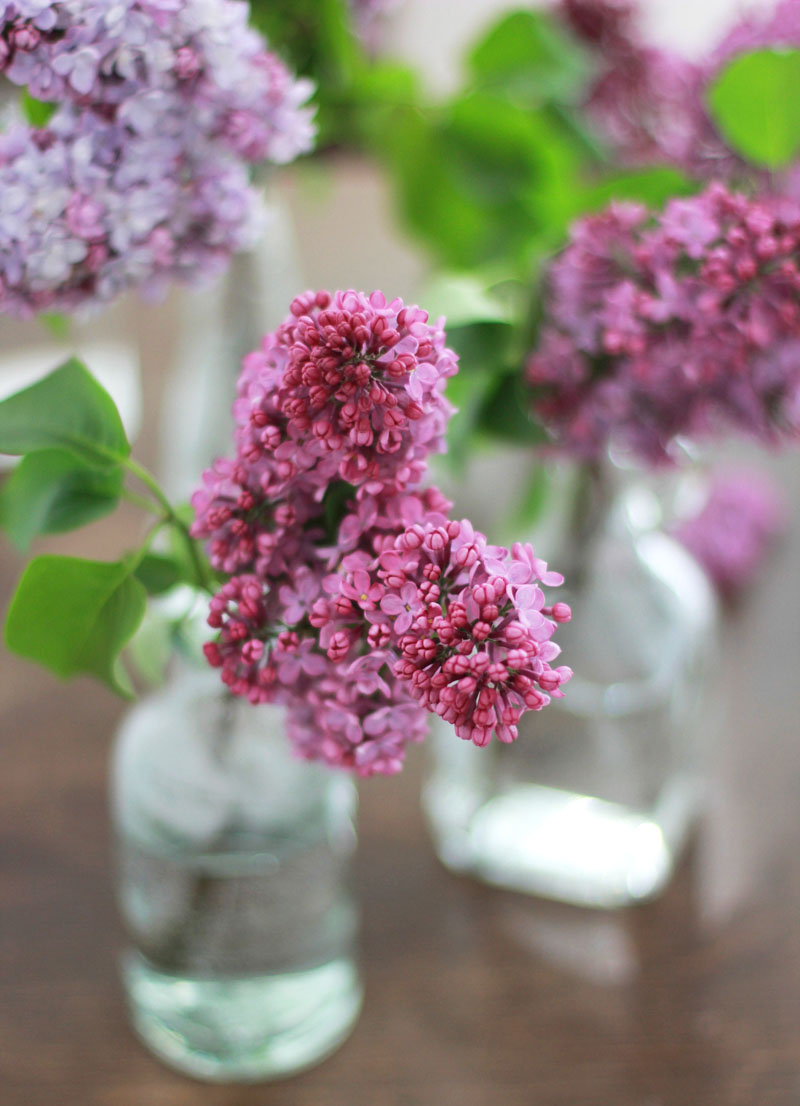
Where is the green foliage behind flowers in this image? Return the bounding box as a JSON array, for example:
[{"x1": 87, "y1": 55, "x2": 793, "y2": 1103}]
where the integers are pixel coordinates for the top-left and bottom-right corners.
[
  {"x1": 0, "y1": 361, "x2": 215, "y2": 696},
  {"x1": 708, "y1": 48, "x2": 800, "y2": 169},
  {"x1": 249, "y1": 0, "x2": 366, "y2": 148}
]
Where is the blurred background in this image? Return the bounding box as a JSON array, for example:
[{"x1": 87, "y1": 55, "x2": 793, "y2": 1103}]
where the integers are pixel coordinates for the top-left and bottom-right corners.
[{"x1": 2, "y1": 1, "x2": 800, "y2": 1103}]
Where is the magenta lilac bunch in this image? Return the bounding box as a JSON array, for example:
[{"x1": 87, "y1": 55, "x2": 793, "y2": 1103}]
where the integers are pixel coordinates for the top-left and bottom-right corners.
[
  {"x1": 367, "y1": 522, "x2": 571, "y2": 747},
  {"x1": 527, "y1": 183, "x2": 800, "y2": 464},
  {"x1": 231, "y1": 289, "x2": 457, "y2": 494},
  {"x1": 559, "y1": 0, "x2": 800, "y2": 180},
  {"x1": 557, "y1": 0, "x2": 708, "y2": 171},
  {"x1": 0, "y1": 1, "x2": 315, "y2": 315},
  {"x1": 193, "y1": 290, "x2": 571, "y2": 776},
  {"x1": 672, "y1": 468, "x2": 787, "y2": 599}
]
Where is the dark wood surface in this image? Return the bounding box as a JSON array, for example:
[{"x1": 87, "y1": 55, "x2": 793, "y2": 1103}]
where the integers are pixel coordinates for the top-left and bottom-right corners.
[{"x1": 2, "y1": 301, "x2": 800, "y2": 1106}]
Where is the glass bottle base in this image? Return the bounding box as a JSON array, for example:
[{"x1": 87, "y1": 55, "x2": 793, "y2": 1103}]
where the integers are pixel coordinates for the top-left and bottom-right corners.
[
  {"x1": 122, "y1": 953, "x2": 362, "y2": 1082},
  {"x1": 424, "y1": 777, "x2": 699, "y2": 909}
]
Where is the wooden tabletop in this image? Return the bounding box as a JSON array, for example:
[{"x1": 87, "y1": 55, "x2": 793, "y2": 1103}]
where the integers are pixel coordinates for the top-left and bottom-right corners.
[
  {"x1": 2, "y1": 209, "x2": 800, "y2": 1102},
  {"x1": 1, "y1": 444, "x2": 800, "y2": 1106}
]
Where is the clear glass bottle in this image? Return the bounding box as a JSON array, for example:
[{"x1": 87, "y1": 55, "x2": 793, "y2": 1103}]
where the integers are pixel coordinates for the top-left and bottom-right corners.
[
  {"x1": 111, "y1": 669, "x2": 362, "y2": 1081},
  {"x1": 158, "y1": 182, "x2": 302, "y2": 500},
  {"x1": 423, "y1": 464, "x2": 718, "y2": 909}
]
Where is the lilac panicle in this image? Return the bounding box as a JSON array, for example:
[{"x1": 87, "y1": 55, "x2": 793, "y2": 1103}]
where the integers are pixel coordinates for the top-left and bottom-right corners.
[
  {"x1": 194, "y1": 291, "x2": 571, "y2": 776},
  {"x1": 672, "y1": 467, "x2": 787, "y2": 599},
  {"x1": 0, "y1": 1, "x2": 315, "y2": 316},
  {"x1": 528, "y1": 184, "x2": 800, "y2": 464}
]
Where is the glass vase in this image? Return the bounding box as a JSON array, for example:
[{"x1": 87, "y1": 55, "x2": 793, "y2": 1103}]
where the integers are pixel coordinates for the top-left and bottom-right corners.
[
  {"x1": 423, "y1": 462, "x2": 718, "y2": 909},
  {"x1": 158, "y1": 182, "x2": 302, "y2": 500},
  {"x1": 111, "y1": 668, "x2": 362, "y2": 1081}
]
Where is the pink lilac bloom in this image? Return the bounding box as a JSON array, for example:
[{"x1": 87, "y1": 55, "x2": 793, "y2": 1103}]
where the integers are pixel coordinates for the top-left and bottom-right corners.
[
  {"x1": 230, "y1": 289, "x2": 457, "y2": 496},
  {"x1": 349, "y1": 0, "x2": 401, "y2": 50},
  {"x1": 0, "y1": 1, "x2": 315, "y2": 316},
  {"x1": 363, "y1": 521, "x2": 572, "y2": 747},
  {"x1": 527, "y1": 183, "x2": 800, "y2": 464},
  {"x1": 672, "y1": 467, "x2": 788, "y2": 599},
  {"x1": 194, "y1": 290, "x2": 571, "y2": 776}
]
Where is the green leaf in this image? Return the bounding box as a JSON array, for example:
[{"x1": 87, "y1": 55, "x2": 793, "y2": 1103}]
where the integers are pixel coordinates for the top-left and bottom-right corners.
[
  {"x1": 0, "y1": 358, "x2": 130, "y2": 469},
  {"x1": 443, "y1": 364, "x2": 500, "y2": 468},
  {"x1": 126, "y1": 610, "x2": 174, "y2": 687},
  {"x1": 582, "y1": 166, "x2": 696, "y2": 212},
  {"x1": 134, "y1": 552, "x2": 184, "y2": 597},
  {"x1": 708, "y1": 48, "x2": 800, "y2": 168},
  {"x1": 387, "y1": 93, "x2": 584, "y2": 271},
  {"x1": 21, "y1": 89, "x2": 57, "y2": 128},
  {"x1": 419, "y1": 274, "x2": 511, "y2": 328},
  {"x1": 442, "y1": 321, "x2": 518, "y2": 465},
  {"x1": 249, "y1": 0, "x2": 363, "y2": 147},
  {"x1": 39, "y1": 312, "x2": 70, "y2": 339},
  {"x1": 321, "y1": 480, "x2": 357, "y2": 543},
  {"x1": 347, "y1": 60, "x2": 421, "y2": 149},
  {"x1": 468, "y1": 10, "x2": 589, "y2": 104},
  {"x1": 4, "y1": 555, "x2": 147, "y2": 697},
  {"x1": 0, "y1": 450, "x2": 122, "y2": 550},
  {"x1": 448, "y1": 320, "x2": 515, "y2": 374},
  {"x1": 477, "y1": 370, "x2": 550, "y2": 446}
]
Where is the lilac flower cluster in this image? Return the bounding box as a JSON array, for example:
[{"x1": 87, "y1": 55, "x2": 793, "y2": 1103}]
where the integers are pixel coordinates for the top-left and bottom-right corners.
[
  {"x1": 193, "y1": 290, "x2": 571, "y2": 775},
  {"x1": 349, "y1": 0, "x2": 400, "y2": 48},
  {"x1": 527, "y1": 184, "x2": 800, "y2": 464},
  {"x1": 368, "y1": 524, "x2": 571, "y2": 747},
  {"x1": 672, "y1": 468, "x2": 787, "y2": 599},
  {"x1": 559, "y1": 0, "x2": 800, "y2": 179},
  {"x1": 0, "y1": 1, "x2": 315, "y2": 315},
  {"x1": 557, "y1": 0, "x2": 709, "y2": 170}
]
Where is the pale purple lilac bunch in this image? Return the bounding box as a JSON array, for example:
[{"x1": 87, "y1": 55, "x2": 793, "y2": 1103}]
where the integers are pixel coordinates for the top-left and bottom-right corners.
[
  {"x1": 192, "y1": 290, "x2": 571, "y2": 776},
  {"x1": 0, "y1": 1, "x2": 315, "y2": 315},
  {"x1": 349, "y1": 0, "x2": 400, "y2": 49},
  {"x1": 527, "y1": 183, "x2": 800, "y2": 464}
]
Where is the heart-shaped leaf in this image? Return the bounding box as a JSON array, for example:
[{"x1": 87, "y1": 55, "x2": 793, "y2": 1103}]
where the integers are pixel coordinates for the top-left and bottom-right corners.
[
  {"x1": 134, "y1": 552, "x2": 185, "y2": 596},
  {"x1": 0, "y1": 358, "x2": 130, "y2": 469},
  {"x1": 5, "y1": 554, "x2": 147, "y2": 697},
  {"x1": 0, "y1": 450, "x2": 122, "y2": 550},
  {"x1": 468, "y1": 10, "x2": 588, "y2": 104},
  {"x1": 708, "y1": 48, "x2": 800, "y2": 168}
]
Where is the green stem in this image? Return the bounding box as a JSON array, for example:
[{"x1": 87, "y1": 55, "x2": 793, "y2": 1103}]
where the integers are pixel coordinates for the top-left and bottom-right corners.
[
  {"x1": 120, "y1": 486, "x2": 160, "y2": 514},
  {"x1": 123, "y1": 457, "x2": 214, "y2": 594}
]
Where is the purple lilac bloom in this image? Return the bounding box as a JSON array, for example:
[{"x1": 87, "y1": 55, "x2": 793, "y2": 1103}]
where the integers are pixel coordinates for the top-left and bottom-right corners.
[
  {"x1": 194, "y1": 290, "x2": 571, "y2": 776},
  {"x1": 527, "y1": 184, "x2": 800, "y2": 464},
  {"x1": 672, "y1": 467, "x2": 788, "y2": 599},
  {"x1": 368, "y1": 524, "x2": 572, "y2": 747},
  {"x1": 349, "y1": 0, "x2": 400, "y2": 50},
  {"x1": 560, "y1": 0, "x2": 800, "y2": 180},
  {"x1": 0, "y1": 1, "x2": 315, "y2": 315},
  {"x1": 557, "y1": 0, "x2": 711, "y2": 171}
]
